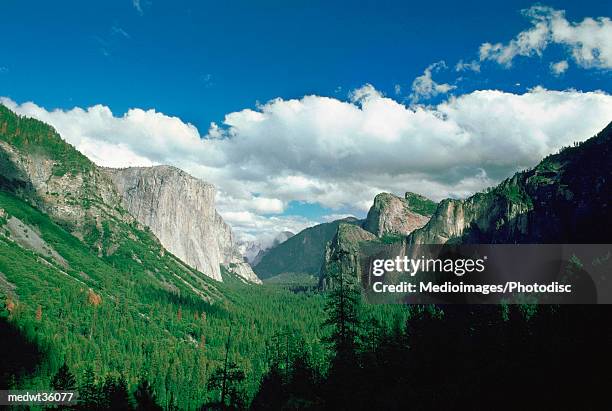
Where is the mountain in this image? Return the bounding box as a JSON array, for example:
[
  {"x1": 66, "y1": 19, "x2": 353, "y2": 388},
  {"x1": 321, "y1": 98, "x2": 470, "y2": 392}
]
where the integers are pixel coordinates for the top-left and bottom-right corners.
[
  {"x1": 319, "y1": 223, "x2": 376, "y2": 289},
  {"x1": 0, "y1": 104, "x2": 326, "y2": 407},
  {"x1": 253, "y1": 218, "x2": 360, "y2": 279},
  {"x1": 321, "y1": 121, "x2": 612, "y2": 285},
  {"x1": 363, "y1": 192, "x2": 435, "y2": 237},
  {"x1": 104, "y1": 166, "x2": 260, "y2": 283},
  {"x1": 255, "y1": 192, "x2": 436, "y2": 281},
  {"x1": 239, "y1": 231, "x2": 295, "y2": 266},
  {"x1": 408, "y1": 121, "x2": 612, "y2": 245}
]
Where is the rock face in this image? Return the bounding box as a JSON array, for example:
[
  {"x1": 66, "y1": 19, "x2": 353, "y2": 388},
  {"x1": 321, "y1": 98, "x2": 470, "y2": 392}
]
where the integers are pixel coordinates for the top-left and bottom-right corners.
[
  {"x1": 319, "y1": 223, "x2": 376, "y2": 289},
  {"x1": 104, "y1": 166, "x2": 260, "y2": 283},
  {"x1": 408, "y1": 122, "x2": 612, "y2": 245},
  {"x1": 321, "y1": 121, "x2": 612, "y2": 287},
  {"x1": 363, "y1": 193, "x2": 431, "y2": 237},
  {"x1": 320, "y1": 193, "x2": 435, "y2": 289},
  {"x1": 0, "y1": 106, "x2": 132, "y2": 255}
]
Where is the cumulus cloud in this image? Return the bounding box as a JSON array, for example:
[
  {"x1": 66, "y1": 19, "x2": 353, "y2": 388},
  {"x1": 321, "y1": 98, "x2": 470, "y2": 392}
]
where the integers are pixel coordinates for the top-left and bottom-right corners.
[
  {"x1": 479, "y1": 5, "x2": 612, "y2": 69},
  {"x1": 410, "y1": 61, "x2": 456, "y2": 102},
  {"x1": 2, "y1": 86, "x2": 611, "y2": 240},
  {"x1": 219, "y1": 210, "x2": 317, "y2": 244},
  {"x1": 550, "y1": 60, "x2": 569, "y2": 75}
]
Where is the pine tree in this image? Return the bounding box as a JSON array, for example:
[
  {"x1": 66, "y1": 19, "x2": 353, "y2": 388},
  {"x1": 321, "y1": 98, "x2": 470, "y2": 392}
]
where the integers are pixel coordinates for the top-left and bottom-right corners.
[
  {"x1": 134, "y1": 378, "x2": 161, "y2": 411},
  {"x1": 206, "y1": 326, "x2": 246, "y2": 409},
  {"x1": 322, "y1": 261, "x2": 362, "y2": 409},
  {"x1": 79, "y1": 366, "x2": 100, "y2": 410},
  {"x1": 323, "y1": 262, "x2": 361, "y2": 359},
  {"x1": 51, "y1": 361, "x2": 76, "y2": 391},
  {"x1": 100, "y1": 374, "x2": 132, "y2": 410}
]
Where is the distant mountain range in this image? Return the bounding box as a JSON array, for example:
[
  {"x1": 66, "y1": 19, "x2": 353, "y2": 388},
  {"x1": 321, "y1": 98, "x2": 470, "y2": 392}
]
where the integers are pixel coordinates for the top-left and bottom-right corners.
[
  {"x1": 238, "y1": 231, "x2": 295, "y2": 266},
  {"x1": 253, "y1": 192, "x2": 438, "y2": 280}
]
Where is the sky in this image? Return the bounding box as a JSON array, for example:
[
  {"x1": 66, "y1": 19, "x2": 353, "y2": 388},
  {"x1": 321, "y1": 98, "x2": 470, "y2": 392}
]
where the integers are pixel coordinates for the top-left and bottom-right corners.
[{"x1": 1, "y1": 1, "x2": 612, "y2": 244}]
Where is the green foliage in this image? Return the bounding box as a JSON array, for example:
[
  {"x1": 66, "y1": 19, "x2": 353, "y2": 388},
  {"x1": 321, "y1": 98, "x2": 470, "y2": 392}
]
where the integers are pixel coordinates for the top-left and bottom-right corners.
[
  {"x1": 0, "y1": 104, "x2": 92, "y2": 177},
  {"x1": 378, "y1": 233, "x2": 404, "y2": 244},
  {"x1": 404, "y1": 192, "x2": 438, "y2": 216},
  {"x1": 134, "y1": 378, "x2": 162, "y2": 411},
  {"x1": 0, "y1": 189, "x2": 327, "y2": 408},
  {"x1": 51, "y1": 362, "x2": 76, "y2": 391}
]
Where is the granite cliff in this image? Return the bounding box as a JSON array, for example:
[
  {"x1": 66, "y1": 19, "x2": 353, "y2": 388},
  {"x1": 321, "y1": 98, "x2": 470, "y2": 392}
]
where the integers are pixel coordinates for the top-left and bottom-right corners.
[
  {"x1": 408, "y1": 121, "x2": 612, "y2": 245},
  {"x1": 363, "y1": 192, "x2": 434, "y2": 237},
  {"x1": 319, "y1": 192, "x2": 435, "y2": 288},
  {"x1": 104, "y1": 166, "x2": 260, "y2": 283},
  {"x1": 321, "y1": 121, "x2": 612, "y2": 286}
]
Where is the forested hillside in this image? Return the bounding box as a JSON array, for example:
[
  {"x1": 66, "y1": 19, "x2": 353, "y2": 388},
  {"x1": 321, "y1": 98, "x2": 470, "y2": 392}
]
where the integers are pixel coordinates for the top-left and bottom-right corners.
[{"x1": 0, "y1": 105, "x2": 410, "y2": 409}]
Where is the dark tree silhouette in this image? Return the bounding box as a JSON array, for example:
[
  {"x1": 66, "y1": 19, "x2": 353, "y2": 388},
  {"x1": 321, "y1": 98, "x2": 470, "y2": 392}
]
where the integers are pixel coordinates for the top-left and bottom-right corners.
[
  {"x1": 51, "y1": 362, "x2": 76, "y2": 391},
  {"x1": 134, "y1": 378, "x2": 162, "y2": 411}
]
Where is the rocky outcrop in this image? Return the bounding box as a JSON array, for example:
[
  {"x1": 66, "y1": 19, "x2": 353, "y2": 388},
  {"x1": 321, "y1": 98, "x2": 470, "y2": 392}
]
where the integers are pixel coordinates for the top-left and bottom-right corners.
[
  {"x1": 321, "y1": 122, "x2": 612, "y2": 288},
  {"x1": 363, "y1": 192, "x2": 431, "y2": 237},
  {"x1": 104, "y1": 166, "x2": 260, "y2": 283},
  {"x1": 0, "y1": 108, "x2": 133, "y2": 255},
  {"x1": 408, "y1": 121, "x2": 612, "y2": 245},
  {"x1": 319, "y1": 223, "x2": 376, "y2": 289}
]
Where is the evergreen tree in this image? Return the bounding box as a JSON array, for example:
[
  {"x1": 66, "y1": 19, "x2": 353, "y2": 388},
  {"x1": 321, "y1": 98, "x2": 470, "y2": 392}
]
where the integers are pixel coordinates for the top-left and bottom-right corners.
[
  {"x1": 51, "y1": 362, "x2": 76, "y2": 391},
  {"x1": 134, "y1": 378, "x2": 161, "y2": 411},
  {"x1": 250, "y1": 363, "x2": 285, "y2": 410},
  {"x1": 78, "y1": 366, "x2": 100, "y2": 410},
  {"x1": 101, "y1": 374, "x2": 132, "y2": 410},
  {"x1": 322, "y1": 262, "x2": 361, "y2": 359},
  {"x1": 322, "y1": 262, "x2": 362, "y2": 409}
]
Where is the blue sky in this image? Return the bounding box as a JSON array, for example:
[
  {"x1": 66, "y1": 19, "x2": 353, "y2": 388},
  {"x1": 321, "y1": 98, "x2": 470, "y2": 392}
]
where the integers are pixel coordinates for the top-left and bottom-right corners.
[
  {"x1": 1, "y1": 1, "x2": 611, "y2": 241},
  {"x1": 1, "y1": 1, "x2": 609, "y2": 125}
]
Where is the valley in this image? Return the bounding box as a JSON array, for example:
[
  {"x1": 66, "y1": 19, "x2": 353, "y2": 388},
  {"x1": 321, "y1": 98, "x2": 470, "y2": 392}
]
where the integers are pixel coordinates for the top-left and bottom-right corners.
[{"x1": 1, "y1": 103, "x2": 611, "y2": 409}]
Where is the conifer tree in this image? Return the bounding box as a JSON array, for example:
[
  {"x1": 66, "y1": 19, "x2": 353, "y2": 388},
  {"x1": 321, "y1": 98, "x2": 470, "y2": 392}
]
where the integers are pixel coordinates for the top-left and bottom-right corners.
[
  {"x1": 134, "y1": 378, "x2": 161, "y2": 411},
  {"x1": 79, "y1": 366, "x2": 99, "y2": 410},
  {"x1": 51, "y1": 361, "x2": 76, "y2": 391}
]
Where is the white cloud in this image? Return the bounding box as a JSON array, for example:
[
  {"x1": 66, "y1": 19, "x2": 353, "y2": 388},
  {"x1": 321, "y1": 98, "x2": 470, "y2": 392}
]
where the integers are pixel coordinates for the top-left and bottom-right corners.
[
  {"x1": 410, "y1": 61, "x2": 456, "y2": 102},
  {"x1": 455, "y1": 60, "x2": 481, "y2": 72},
  {"x1": 550, "y1": 60, "x2": 569, "y2": 75},
  {"x1": 394, "y1": 84, "x2": 402, "y2": 95},
  {"x1": 2, "y1": 86, "x2": 611, "y2": 241},
  {"x1": 219, "y1": 210, "x2": 317, "y2": 243},
  {"x1": 479, "y1": 6, "x2": 612, "y2": 69}
]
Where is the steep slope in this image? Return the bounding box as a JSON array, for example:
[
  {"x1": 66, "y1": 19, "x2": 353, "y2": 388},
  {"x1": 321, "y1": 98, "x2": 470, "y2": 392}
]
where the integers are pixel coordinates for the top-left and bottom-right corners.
[
  {"x1": 319, "y1": 223, "x2": 376, "y2": 289},
  {"x1": 321, "y1": 122, "x2": 612, "y2": 286},
  {"x1": 104, "y1": 166, "x2": 259, "y2": 283},
  {"x1": 0, "y1": 106, "x2": 130, "y2": 252},
  {"x1": 0, "y1": 105, "x2": 325, "y2": 407},
  {"x1": 408, "y1": 121, "x2": 612, "y2": 245},
  {"x1": 363, "y1": 192, "x2": 433, "y2": 237},
  {"x1": 253, "y1": 218, "x2": 360, "y2": 279}
]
